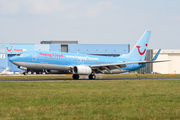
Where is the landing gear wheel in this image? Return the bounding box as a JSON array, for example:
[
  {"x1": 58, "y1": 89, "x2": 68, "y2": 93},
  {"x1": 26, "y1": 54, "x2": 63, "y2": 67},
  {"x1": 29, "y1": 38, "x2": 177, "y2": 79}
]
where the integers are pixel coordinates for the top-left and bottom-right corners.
[
  {"x1": 44, "y1": 70, "x2": 50, "y2": 74},
  {"x1": 89, "y1": 74, "x2": 96, "y2": 80},
  {"x1": 23, "y1": 72, "x2": 27, "y2": 75},
  {"x1": 73, "y1": 74, "x2": 79, "y2": 79}
]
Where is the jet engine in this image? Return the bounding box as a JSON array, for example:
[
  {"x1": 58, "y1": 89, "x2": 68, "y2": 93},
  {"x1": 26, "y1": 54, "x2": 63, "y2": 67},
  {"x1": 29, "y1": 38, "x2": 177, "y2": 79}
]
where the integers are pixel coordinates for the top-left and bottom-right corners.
[{"x1": 73, "y1": 65, "x2": 92, "y2": 75}]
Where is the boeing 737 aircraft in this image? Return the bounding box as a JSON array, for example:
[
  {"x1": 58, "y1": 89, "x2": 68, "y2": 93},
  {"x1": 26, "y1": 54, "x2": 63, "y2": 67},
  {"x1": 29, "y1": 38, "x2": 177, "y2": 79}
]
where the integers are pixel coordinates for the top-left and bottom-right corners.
[{"x1": 10, "y1": 31, "x2": 167, "y2": 79}]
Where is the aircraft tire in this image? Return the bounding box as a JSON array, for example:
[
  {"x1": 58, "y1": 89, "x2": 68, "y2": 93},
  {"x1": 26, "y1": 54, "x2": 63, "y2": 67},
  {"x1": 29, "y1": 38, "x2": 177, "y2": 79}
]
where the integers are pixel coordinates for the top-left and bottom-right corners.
[
  {"x1": 73, "y1": 74, "x2": 79, "y2": 79},
  {"x1": 44, "y1": 70, "x2": 50, "y2": 74},
  {"x1": 89, "y1": 74, "x2": 96, "y2": 80},
  {"x1": 23, "y1": 72, "x2": 27, "y2": 75}
]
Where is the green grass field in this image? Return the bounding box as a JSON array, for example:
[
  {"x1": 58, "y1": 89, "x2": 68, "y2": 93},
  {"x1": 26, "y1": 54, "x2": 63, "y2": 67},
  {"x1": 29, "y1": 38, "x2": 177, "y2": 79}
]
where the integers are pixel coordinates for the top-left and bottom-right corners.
[{"x1": 0, "y1": 80, "x2": 180, "y2": 120}]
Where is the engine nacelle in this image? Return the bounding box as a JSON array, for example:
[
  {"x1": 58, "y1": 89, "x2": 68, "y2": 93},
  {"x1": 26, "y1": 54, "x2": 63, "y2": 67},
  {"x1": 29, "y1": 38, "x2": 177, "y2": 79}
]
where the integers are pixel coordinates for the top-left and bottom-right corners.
[{"x1": 73, "y1": 65, "x2": 92, "y2": 75}]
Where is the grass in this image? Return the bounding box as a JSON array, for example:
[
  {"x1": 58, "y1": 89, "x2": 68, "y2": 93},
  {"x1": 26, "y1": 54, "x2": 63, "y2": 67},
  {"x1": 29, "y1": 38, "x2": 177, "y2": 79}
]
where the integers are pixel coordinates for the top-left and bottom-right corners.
[{"x1": 0, "y1": 80, "x2": 180, "y2": 119}]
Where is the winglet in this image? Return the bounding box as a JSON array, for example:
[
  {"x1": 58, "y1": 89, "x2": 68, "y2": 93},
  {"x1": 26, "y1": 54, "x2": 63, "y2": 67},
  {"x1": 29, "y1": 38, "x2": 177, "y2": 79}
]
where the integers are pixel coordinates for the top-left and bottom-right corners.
[{"x1": 151, "y1": 49, "x2": 161, "y2": 61}]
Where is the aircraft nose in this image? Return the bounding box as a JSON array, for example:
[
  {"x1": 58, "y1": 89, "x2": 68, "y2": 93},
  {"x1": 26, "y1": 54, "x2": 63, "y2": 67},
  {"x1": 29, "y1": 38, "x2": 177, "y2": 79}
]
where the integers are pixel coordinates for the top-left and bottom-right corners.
[{"x1": 9, "y1": 56, "x2": 19, "y2": 63}]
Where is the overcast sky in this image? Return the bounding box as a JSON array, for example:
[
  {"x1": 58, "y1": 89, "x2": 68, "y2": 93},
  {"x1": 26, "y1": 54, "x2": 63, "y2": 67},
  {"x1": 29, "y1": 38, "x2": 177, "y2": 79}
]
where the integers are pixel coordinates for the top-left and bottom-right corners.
[{"x1": 0, "y1": 0, "x2": 180, "y2": 49}]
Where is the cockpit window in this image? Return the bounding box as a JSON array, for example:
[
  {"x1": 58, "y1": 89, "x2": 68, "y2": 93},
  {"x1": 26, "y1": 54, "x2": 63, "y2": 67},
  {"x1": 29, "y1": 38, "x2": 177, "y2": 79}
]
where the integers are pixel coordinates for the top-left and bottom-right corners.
[{"x1": 20, "y1": 54, "x2": 26, "y2": 57}]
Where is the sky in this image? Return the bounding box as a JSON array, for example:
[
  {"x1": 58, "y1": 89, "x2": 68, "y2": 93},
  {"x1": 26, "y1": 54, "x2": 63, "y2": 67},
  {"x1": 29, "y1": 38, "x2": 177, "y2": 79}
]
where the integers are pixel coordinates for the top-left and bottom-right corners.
[{"x1": 0, "y1": 0, "x2": 180, "y2": 49}]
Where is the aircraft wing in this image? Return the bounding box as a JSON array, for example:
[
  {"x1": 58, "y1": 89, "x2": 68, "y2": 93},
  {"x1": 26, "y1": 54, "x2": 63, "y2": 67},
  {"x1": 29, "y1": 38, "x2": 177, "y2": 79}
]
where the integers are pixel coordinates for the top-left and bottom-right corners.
[
  {"x1": 90, "y1": 48, "x2": 167, "y2": 68},
  {"x1": 89, "y1": 60, "x2": 170, "y2": 73},
  {"x1": 90, "y1": 60, "x2": 169, "y2": 68},
  {"x1": 89, "y1": 48, "x2": 169, "y2": 73}
]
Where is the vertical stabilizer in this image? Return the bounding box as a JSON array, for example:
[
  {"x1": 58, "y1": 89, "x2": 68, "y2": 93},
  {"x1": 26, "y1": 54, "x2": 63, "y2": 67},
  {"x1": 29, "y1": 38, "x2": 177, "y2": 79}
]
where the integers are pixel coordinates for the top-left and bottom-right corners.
[{"x1": 122, "y1": 30, "x2": 151, "y2": 61}]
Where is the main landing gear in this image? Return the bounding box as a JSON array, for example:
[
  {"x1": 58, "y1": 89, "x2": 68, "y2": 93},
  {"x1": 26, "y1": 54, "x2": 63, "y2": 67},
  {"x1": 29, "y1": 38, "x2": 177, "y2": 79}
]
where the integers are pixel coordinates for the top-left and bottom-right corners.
[
  {"x1": 73, "y1": 74, "x2": 79, "y2": 79},
  {"x1": 72, "y1": 73, "x2": 96, "y2": 80},
  {"x1": 88, "y1": 74, "x2": 96, "y2": 79}
]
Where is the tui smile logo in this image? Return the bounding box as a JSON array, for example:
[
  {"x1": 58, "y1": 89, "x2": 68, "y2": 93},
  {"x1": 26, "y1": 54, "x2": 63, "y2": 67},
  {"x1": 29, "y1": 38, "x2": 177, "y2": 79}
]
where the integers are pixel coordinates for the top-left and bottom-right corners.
[
  {"x1": 6, "y1": 46, "x2": 26, "y2": 52},
  {"x1": 6, "y1": 46, "x2": 13, "y2": 51},
  {"x1": 136, "y1": 44, "x2": 148, "y2": 55}
]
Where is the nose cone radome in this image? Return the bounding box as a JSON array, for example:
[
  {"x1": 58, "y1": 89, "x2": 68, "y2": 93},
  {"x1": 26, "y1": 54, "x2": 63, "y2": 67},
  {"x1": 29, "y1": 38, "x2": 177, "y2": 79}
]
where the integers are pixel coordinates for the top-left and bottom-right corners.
[{"x1": 9, "y1": 56, "x2": 19, "y2": 63}]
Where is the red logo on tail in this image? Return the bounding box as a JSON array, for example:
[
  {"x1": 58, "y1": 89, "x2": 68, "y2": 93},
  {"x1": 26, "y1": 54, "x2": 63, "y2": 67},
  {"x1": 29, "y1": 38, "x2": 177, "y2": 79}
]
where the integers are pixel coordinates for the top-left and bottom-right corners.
[{"x1": 136, "y1": 44, "x2": 147, "y2": 55}]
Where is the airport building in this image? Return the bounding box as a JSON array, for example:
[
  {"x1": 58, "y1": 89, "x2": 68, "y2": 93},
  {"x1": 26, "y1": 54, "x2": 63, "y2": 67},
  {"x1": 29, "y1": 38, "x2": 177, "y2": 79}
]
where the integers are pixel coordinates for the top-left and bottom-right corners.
[
  {"x1": 141, "y1": 49, "x2": 180, "y2": 74},
  {"x1": 152, "y1": 49, "x2": 180, "y2": 74},
  {"x1": 0, "y1": 41, "x2": 130, "y2": 74}
]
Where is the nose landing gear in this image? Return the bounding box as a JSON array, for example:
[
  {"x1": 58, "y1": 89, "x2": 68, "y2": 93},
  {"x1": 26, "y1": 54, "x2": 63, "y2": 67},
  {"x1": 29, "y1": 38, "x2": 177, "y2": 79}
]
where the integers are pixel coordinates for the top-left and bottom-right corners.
[{"x1": 23, "y1": 72, "x2": 27, "y2": 75}]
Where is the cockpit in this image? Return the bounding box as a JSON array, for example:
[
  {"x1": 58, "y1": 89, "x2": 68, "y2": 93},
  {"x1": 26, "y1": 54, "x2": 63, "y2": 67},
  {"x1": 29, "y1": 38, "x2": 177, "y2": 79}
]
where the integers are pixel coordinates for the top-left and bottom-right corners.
[{"x1": 20, "y1": 54, "x2": 26, "y2": 57}]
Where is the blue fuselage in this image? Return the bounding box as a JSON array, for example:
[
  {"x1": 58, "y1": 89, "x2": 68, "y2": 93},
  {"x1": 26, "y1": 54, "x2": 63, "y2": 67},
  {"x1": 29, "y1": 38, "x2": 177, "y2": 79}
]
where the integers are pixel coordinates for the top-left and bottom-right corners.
[{"x1": 10, "y1": 51, "x2": 146, "y2": 72}]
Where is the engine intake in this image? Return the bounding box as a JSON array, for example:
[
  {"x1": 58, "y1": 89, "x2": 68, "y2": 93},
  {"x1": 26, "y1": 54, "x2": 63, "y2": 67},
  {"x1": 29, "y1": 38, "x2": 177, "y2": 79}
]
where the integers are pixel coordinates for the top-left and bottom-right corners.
[{"x1": 73, "y1": 65, "x2": 92, "y2": 75}]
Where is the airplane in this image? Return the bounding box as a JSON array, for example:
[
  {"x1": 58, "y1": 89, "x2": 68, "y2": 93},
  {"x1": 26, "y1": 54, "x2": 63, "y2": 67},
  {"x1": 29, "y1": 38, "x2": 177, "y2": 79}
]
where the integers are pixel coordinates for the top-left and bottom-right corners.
[{"x1": 9, "y1": 30, "x2": 168, "y2": 79}]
